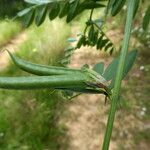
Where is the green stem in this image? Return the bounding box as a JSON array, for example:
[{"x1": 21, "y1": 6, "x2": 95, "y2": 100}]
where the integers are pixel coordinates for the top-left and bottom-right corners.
[
  {"x1": 84, "y1": 7, "x2": 94, "y2": 35},
  {"x1": 102, "y1": 0, "x2": 136, "y2": 150}
]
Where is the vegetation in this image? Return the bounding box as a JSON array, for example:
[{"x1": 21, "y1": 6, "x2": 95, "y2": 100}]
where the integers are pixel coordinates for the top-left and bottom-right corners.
[
  {"x1": 0, "y1": 0, "x2": 26, "y2": 19},
  {"x1": 0, "y1": 0, "x2": 149, "y2": 149},
  {"x1": 0, "y1": 20, "x2": 70, "y2": 149},
  {"x1": 0, "y1": 21, "x2": 22, "y2": 47}
]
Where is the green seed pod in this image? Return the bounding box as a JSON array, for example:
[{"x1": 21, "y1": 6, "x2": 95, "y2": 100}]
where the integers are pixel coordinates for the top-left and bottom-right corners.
[
  {"x1": 7, "y1": 51, "x2": 83, "y2": 76},
  {"x1": 0, "y1": 75, "x2": 90, "y2": 90}
]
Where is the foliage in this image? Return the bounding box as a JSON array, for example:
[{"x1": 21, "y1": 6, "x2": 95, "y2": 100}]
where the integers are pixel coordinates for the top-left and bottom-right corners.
[
  {"x1": 1, "y1": 0, "x2": 149, "y2": 149},
  {"x1": 132, "y1": 3, "x2": 150, "y2": 48},
  {"x1": 0, "y1": 0, "x2": 26, "y2": 19},
  {"x1": 142, "y1": 5, "x2": 150, "y2": 31},
  {"x1": 0, "y1": 20, "x2": 70, "y2": 149},
  {"x1": 16, "y1": 0, "x2": 115, "y2": 65}
]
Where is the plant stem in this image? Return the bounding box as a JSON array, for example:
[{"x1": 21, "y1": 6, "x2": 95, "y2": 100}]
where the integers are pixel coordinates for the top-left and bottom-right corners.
[{"x1": 102, "y1": 0, "x2": 136, "y2": 150}]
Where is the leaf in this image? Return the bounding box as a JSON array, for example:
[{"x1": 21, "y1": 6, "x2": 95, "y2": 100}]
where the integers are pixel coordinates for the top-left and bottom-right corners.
[
  {"x1": 64, "y1": 47, "x2": 75, "y2": 52},
  {"x1": 93, "y1": 30, "x2": 99, "y2": 46},
  {"x1": 66, "y1": 0, "x2": 80, "y2": 22},
  {"x1": 103, "y1": 49, "x2": 138, "y2": 88},
  {"x1": 65, "y1": 51, "x2": 73, "y2": 58},
  {"x1": 23, "y1": 9, "x2": 35, "y2": 27},
  {"x1": 80, "y1": 1, "x2": 105, "y2": 9},
  {"x1": 76, "y1": 36, "x2": 85, "y2": 49},
  {"x1": 59, "y1": 1, "x2": 70, "y2": 18},
  {"x1": 99, "y1": 39, "x2": 109, "y2": 49},
  {"x1": 133, "y1": 0, "x2": 140, "y2": 18},
  {"x1": 61, "y1": 47, "x2": 75, "y2": 65},
  {"x1": 123, "y1": 49, "x2": 138, "y2": 78},
  {"x1": 109, "y1": 47, "x2": 114, "y2": 55},
  {"x1": 96, "y1": 34, "x2": 104, "y2": 49},
  {"x1": 93, "y1": 62, "x2": 104, "y2": 75},
  {"x1": 143, "y1": 5, "x2": 150, "y2": 30},
  {"x1": 25, "y1": 0, "x2": 53, "y2": 5},
  {"x1": 67, "y1": 37, "x2": 77, "y2": 43},
  {"x1": 61, "y1": 59, "x2": 70, "y2": 65},
  {"x1": 92, "y1": 19, "x2": 104, "y2": 28},
  {"x1": 106, "y1": 0, "x2": 116, "y2": 14},
  {"x1": 88, "y1": 25, "x2": 95, "y2": 44},
  {"x1": 104, "y1": 42, "x2": 113, "y2": 51},
  {"x1": 17, "y1": 7, "x2": 32, "y2": 17},
  {"x1": 111, "y1": 0, "x2": 126, "y2": 16},
  {"x1": 49, "y1": 2, "x2": 60, "y2": 20},
  {"x1": 35, "y1": 5, "x2": 47, "y2": 26}
]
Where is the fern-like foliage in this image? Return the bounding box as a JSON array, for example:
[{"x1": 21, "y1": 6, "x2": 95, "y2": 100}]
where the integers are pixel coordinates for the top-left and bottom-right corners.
[{"x1": 16, "y1": 0, "x2": 133, "y2": 66}]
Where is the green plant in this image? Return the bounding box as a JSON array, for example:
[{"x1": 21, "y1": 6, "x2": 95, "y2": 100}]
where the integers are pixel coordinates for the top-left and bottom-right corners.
[
  {"x1": 0, "y1": 20, "x2": 70, "y2": 149},
  {"x1": 1, "y1": 0, "x2": 149, "y2": 149}
]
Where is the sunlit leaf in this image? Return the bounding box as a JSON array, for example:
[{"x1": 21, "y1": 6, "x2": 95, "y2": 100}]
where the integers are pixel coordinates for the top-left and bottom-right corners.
[
  {"x1": 67, "y1": 37, "x2": 77, "y2": 43},
  {"x1": 17, "y1": 7, "x2": 32, "y2": 17},
  {"x1": 25, "y1": 0, "x2": 53, "y2": 5}
]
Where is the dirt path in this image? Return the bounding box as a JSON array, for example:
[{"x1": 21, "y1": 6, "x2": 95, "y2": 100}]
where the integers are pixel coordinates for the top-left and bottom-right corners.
[
  {"x1": 63, "y1": 48, "x2": 116, "y2": 150},
  {"x1": 61, "y1": 27, "x2": 124, "y2": 150},
  {"x1": 0, "y1": 32, "x2": 27, "y2": 71},
  {"x1": 62, "y1": 25, "x2": 150, "y2": 150}
]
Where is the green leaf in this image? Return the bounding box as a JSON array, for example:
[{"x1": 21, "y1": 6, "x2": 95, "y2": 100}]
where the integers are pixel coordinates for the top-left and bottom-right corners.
[
  {"x1": 143, "y1": 6, "x2": 150, "y2": 30},
  {"x1": 49, "y1": 2, "x2": 60, "y2": 20},
  {"x1": 17, "y1": 7, "x2": 33, "y2": 17},
  {"x1": 64, "y1": 47, "x2": 75, "y2": 52},
  {"x1": 67, "y1": 37, "x2": 77, "y2": 43},
  {"x1": 93, "y1": 62, "x2": 104, "y2": 75},
  {"x1": 65, "y1": 51, "x2": 73, "y2": 58},
  {"x1": 25, "y1": 0, "x2": 53, "y2": 5},
  {"x1": 109, "y1": 47, "x2": 114, "y2": 55},
  {"x1": 133, "y1": 0, "x2": 140, "y2": 18},
  {"x1": 59, "y1": 1, "x2": 70, "y2": 18},
  {"x1": 99, "y1": 39, "x2": 109, "y2": 49},
  {"x1": 61, "y1": 59, "x2": 70, "y2": 65},
  {"x1": 35, "y1": 5, "x2": 47, "y2": 26},
  {"x1": 103, "y1": 49, "x2": 137, "y2": 88},
  {"x1": 23, "y1": 9, "x2": 35, "y2": 28},
  {"x1": 88, "y1": 25, "x2": 95, "y2": 43},
  {"x1": 96, "y1": 34, "x2": 104, "y2": 49},
  {"x1": 80, "y1": 1, "x2": 105, "y2": 9},
  {"x1": 92, "y1": 19, "x2": 104, "y2": 28},
  {"x1": 77, "y1": 36, "x2": 85, "y2": 49},
  {"x1": 106, "y1": 0, "x2": 116, "y2": 14},
  {"x1": 111, "y1": 0, "x2": 126, "y2": 16},
  {"x1": 104, "y1": 42, "x2": 113, "y2": 51},
  {"x1": 66, "y1": 0, "x2": 80, "y2": 22},
  {"x1": 93, "y1": 30, "x2": 99, "y2": 46}
]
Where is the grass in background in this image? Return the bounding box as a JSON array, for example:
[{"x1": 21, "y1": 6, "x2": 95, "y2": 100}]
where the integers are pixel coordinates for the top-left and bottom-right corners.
[
  {"x1": 0, "y1": 20, "x2": 22, "y2": 47},
  {"x1": 0, "y1": 19, "x2": 70, "y2": 150}
]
